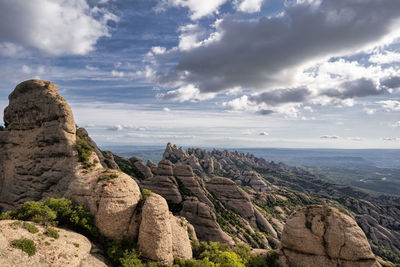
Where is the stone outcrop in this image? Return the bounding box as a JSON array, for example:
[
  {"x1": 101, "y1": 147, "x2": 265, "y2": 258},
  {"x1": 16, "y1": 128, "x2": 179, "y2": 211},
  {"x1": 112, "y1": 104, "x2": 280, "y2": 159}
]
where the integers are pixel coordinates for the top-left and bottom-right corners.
[
  {"x1": 65, "y1": 169, "x2": 142, "y2": 240},
  {"x1": 0, "y1": 80, "x2": 194, "y2": 263},
  {"x1": 206, "y1": 177, "x2": 256, "y2": 226},
  {"x1": 129, "y1": 157, "x2": 153, "y2": 179},
  {"x1": 180, "y1": 197, "x2": 234, "y2": 245},
  {"x1": 138, "y1": 193, "x2": 173, "y2": 264},
  {"x1": 0, "y1": 80, "x2": 77, "y2": 209},
  {"x1": 0, "y1": 220, "x2": 108, "y2": 267},
  {"x1": 279, "y1": 205, "x2": 380, "y2": 267}
]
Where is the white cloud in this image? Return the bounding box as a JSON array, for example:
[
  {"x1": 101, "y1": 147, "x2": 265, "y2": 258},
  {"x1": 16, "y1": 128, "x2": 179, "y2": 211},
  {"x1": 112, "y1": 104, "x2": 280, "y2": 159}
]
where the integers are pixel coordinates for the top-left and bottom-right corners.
[
  {"x1": 108, "y1": 125, "x2": 147, "y2": 131},
  {"x1": 235, "y1": 0, "x2": 264, "y2": 13},
  {"x1": 349, "y1": 137, "x2": 363, "y2": 141},
  {"x1": 111, "y1": 70, "x2": 124, "y2": 77},
  {"x1": 156, "y1": 0, "x2": 228, "y2": 20},
  {"x1": 259, "y1": 132, "x2": 269, "y2": 136},
  {"x1": 158, "y1": 84, "x2": 216, "y2": 102},
  {"x1": 85, "y1": 65, "x2": 99, "y2": 71},
  {"x1": 163, "y1": 107, "x2": 171, "y2": 112},
  {"x1": 364, "y1": 108, "x2": 377, "y2": 115},
  {"x1": 0, "y1": 0, "x2": 118, "y2": 56},
  {"x1": 151, "y1": 46, "x2": 167, "y2": 55},
  {"x1": 320, "y1": 135, "x2": 340, "y2": 140},
  {"x1": 0, "y1": 42, "x2": 28, "y2": 57},
  {"x1": 369, "y1": 50, "x2": 400, "y2": 64},
  {"x1": 377, "y1": 100, "x2": 400, "y2": 112},
  {"x1": 382, "y1": 137, "x2": 398, "y2": 142},
  {"x1": 222, "y1": 95, "x2": 251, "y2": 111},
  {"x1": 390, "y1": 121, "x2": 400, "y2": 128}
]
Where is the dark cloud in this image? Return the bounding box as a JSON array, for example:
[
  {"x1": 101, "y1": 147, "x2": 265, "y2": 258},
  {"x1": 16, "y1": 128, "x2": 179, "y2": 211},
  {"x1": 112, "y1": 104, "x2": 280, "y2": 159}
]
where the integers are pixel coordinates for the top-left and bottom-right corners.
[
  {"x1": 257, "y1": 109, "x2": 274, "y2": 115},
  {"x1": 250, "y1": 87, "x2": 311, "y2": 106},
  {"x1": 160, "y1": 0, "x2": 400, "y2": 93},
  {"x1": 321, "y1": 78, "x2": 384, "y2": 99},
  {"x1": 380, "y1": 76, "x2": 400, "y2": 89}
]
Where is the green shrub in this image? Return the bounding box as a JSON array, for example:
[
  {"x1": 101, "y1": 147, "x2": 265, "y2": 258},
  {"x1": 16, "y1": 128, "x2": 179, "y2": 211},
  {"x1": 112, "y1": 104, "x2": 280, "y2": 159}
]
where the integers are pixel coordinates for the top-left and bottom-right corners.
[
  {"x1": 45, "y1": 227, "x2": 59, "y2": 239},
  {"x1": 9, "y1": 201, "x2": 57, "y2": 225},
  {"x1": 141, "y1": 189, "x2": 152, "y2": 200},
  {"x1": 0, "y1": 211, "x2": 13, "y2": 220},
  {"x1": 174, "y1": 257, "x2": 216, "y2": 267},
  {"x1": 74, "y1": 243, "x2": 80, "y2": 248},
  {"x1": 98, "y1": 173, "x2": 119, "y2": 181},
  {"x1": 119, "y1": 249, "x2": 146, "y2": 267},
  {"x1": 22, "y1": 222, "x2": 39, "y2": 233},
  {"x1": 265, "y1": 252, "x2": 280, "y2": 267},
  {"x1": 11, "y1": 238, "x2": 36, "y2": 256},
  {"x1": 76, "y1": 129, "x2": 94, "y2": 163},
  {"x1": 45, "y1": 241, "x2": 51, "y2": 246}
]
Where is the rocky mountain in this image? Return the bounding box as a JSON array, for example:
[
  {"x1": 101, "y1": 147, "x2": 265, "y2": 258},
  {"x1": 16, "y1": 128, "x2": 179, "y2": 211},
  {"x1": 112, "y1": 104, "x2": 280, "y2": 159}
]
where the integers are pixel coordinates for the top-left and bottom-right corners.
[
  {"x1": 125, "y1": 143, "x2": 399, "y2": 263},
  {"x1": 0, "y1": 80, "x2": 192, "y2": 265},
  {"x1": 0, "y1": 80, "x2": 392, "y2": 266}
]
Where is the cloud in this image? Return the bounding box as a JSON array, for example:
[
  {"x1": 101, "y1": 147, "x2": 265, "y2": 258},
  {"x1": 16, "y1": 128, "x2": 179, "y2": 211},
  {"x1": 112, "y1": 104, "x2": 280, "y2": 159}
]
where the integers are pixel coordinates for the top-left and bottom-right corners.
[
  {"x1": 163, "y1": 107, "x2": 171, "y2": 112},
  {"x1": 156, "y1": 0, "x2": 400, "y2": 95},
  {"x1": 382, "y1": 137, "x2": 398, "y2": 142},
  {"x1": 235, "y1": 0, "x2": 264, "y2": 13},
  {"x1": 377, "y1": 100, "x2": 400, "y2": 111},
  {"x1": 108, "y1": 125, "x2": 146, "y2": 131},
  {"x1": 158, "y1": 84, "x2": 216, "y2": 102},
  {"x1": 391, "y1": 121, "x2": 400, "y2": 128},
  {"x1": 380, "y1": 76, "x2": 400, "y2": 89},
  {"x1": 111, "y1": 70, "x2": 125, "y2": 77},
  {"x1": 250, "y1": 87, "x2": 311, "y2": 106},
  {"x1": 257, "y1": 109, "x2": 274, "y2": 115},
  {"x1": 0, "y1": 0, "x2": 117, "y2": 56},
  {"x1": 0, "y1": 42, "x2": 28, "y2": 57},
  {"x1": 364, "y1": 108, "x2": 377, "y2": 115},
  {"x1": 320, "y1": 135, "x2": 340, "y2": 140},
  {"x1": 259, "y1": 132, "x2": 269, "y2": 136},
  {"x1": 321, "y1": 78, "x2": 385, "y2": 99},
  {"x1": 349, "y1": 137, "x2": 363, "y2": 141},
  {"x1": 155, "y1": 0, "x2": 228, "y2": 20},
  {"x1": 369, "y1": 51, "x2": 400, "y2": 64}
]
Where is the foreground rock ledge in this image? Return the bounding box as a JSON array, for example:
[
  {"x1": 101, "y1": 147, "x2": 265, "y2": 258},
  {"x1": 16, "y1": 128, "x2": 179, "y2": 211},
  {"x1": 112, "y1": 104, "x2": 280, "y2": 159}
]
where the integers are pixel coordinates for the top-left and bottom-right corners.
[
  {"x1": 0, "y1": 220, "x2": 107, "y2": 267},
  {"x1": 279, "y1": 205, "x2": 381, "y2": 267}
]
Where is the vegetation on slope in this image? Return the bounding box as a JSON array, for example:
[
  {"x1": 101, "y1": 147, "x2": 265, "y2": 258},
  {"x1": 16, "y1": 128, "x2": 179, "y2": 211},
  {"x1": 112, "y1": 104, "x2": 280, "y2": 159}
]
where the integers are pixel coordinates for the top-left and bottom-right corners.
[
  {"x1": 0, "y1": 198, "x2": 275, "y2": 266},
  {"x1": 76, "y1": 129, "x2": 94, "y2": 163}
]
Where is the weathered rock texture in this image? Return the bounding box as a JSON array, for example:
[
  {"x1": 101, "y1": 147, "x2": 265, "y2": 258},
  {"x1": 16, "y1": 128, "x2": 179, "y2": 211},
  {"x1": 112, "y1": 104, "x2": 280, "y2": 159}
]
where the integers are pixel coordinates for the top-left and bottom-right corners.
[
  {"x1": 0, "y1": 80, "x2": 77, "y2": 209},
  {"x1": 279, "y1": 205, "x2": 380, "y2": 267},
  {"x1": 138, "y1": 193, "x2": 191, "y2": 265},
  {"x1": 161, "y1": 143, "x2": 400, "y2": 263},
  {"x1": 0, "y1": 220, "x2": 108, "y2": 267},
  {"x1": 0, "y1": 80, "x2": 194, "y2": 263}
]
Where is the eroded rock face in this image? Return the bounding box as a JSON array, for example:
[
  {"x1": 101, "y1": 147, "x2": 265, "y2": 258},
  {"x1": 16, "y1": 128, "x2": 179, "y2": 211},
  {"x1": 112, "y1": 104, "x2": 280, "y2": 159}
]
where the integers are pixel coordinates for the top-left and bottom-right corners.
[
  {"x1": 279, "y1": 205, "x2": 380, "y2": 267},
  {"x1": 0, "y1": 220, "x2": 108, "y2": 267},
  {"x1": 0, "y1": 80, "x2": 194, "y2": 263},
  {"x1": 206, "y1": 177, "x2": 256, "y2": 226},
  {"x1": 0, "y1": 80, "x2": 77, "y2": 209},
  {"x1": 138, "y1": 193, "x2": 173, "y2": 265},
  {"x1": 180, "y1": 197, "x2": 234, "y2": 245},
  {"x1": 65, "y1": 169, "x2": 142, "y2": 240}
]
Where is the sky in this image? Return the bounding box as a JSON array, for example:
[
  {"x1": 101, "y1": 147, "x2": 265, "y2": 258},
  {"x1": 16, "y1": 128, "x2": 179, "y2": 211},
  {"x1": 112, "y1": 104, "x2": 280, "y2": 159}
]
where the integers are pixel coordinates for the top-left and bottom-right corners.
[{"x1": 0, "y1": 0, "x2": 400, "y2": 149}]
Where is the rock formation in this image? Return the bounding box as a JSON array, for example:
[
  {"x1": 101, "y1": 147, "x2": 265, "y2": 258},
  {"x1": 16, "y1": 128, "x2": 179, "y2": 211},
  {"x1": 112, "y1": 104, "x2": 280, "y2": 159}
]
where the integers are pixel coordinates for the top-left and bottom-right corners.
[
  {"x1": 0, "y1": 80, "x2": 193, "y2": 263},
  {"x1": 279, "y1": 205, "x2": 380, "y2": 267},
  {"x1": 0, "y1": 220, "x2": 107, "y2": 267},
  {"x1": 0, "y1": 80, "x2": 77, "y2": 209}
]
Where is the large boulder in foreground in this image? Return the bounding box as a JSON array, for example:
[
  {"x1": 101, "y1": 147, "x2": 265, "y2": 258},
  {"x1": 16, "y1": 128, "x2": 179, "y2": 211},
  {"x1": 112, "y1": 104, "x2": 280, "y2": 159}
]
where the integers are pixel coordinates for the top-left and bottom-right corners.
[
  {"x1": 279, "y1": 205, "x2": 380, "y2": 267},
  {"x1": 0, "y1": 220, "x2": 107, "y2": 267}
]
